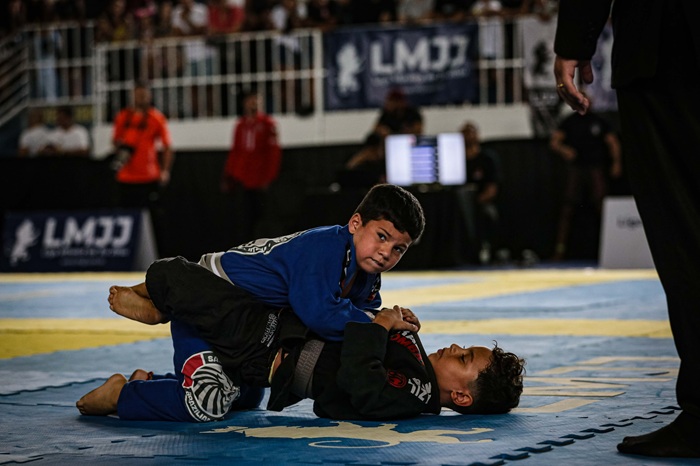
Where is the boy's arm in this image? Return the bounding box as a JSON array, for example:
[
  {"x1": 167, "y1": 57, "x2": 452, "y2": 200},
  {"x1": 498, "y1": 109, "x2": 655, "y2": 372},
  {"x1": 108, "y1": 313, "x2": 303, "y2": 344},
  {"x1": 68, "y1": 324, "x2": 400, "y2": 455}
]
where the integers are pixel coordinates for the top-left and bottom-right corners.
[
  {"x1": 289, "y1": 288, "x2": 373, "y2": 341},
  {"x1": 332, "y1": 309, "x2": 435, "y2": 419},
  {"x1": 287, "y1": 248, "x2": 376, "y2": 341}
]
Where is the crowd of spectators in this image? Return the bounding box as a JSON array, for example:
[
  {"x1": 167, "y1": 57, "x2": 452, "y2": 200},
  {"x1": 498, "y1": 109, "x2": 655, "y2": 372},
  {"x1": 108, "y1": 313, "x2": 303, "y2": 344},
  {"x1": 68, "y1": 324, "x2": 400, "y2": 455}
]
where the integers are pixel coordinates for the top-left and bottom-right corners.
[{"x1": 2, "y1": 0, "x2": 559, "y2": 41}]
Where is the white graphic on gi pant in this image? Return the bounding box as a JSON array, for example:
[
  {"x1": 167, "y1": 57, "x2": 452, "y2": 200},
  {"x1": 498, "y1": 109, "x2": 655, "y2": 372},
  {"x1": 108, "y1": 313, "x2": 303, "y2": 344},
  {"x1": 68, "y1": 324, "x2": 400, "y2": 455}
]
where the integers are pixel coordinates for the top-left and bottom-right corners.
[
  {"x1": 408, "y1": 377, "x2": 432, "y2": 403},
  {"x1": 10, "y1": 220, "x2": 41, "y2": 266},
  {"x1": 182, "y1": 351, "x2": 239, "y2": 422},
  {"x1": 230, "y1": 230, "x2": 307, "y2": 256}
]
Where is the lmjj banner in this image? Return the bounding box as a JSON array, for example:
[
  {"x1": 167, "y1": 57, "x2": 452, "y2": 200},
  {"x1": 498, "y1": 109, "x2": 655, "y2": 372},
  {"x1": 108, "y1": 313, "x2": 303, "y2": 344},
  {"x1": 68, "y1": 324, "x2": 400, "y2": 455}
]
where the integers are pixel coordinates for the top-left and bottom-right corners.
[
  {"x1": 324, "y1": 23, "x2": 479, "y2": 110},
  {"x1": 1, "y1": 209, "x2": 157, "y2": 272}
]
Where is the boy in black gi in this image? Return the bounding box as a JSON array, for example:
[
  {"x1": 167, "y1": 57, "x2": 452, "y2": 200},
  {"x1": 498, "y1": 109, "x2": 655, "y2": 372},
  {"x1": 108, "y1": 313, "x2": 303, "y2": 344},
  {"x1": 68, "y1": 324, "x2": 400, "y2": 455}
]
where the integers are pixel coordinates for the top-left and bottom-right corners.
[{"x1": 77, "y1": 257, "x2": 525, "y2": 421}]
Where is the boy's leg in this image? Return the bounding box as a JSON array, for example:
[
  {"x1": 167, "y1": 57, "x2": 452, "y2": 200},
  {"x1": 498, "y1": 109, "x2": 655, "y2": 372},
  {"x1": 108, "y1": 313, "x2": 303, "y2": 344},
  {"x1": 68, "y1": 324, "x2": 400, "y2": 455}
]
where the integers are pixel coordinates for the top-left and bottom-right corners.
[
  {"x1": 108, "y1": 285, "x2": 168, "y2": 325},
  {"x1": 76, "y1": 374, "x2": 127, "y2": 416},
  {"x1": 117, "y1": 319, "x2": 240, "y2": 422},
  {"x1": 145, "y1": 256, "x2": 281, "y2": 386}
]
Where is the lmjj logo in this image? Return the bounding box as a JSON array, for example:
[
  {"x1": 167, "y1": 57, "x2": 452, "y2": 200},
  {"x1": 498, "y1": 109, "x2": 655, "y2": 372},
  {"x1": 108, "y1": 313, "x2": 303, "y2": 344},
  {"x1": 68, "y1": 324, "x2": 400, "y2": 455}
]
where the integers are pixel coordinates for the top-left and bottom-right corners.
[
  {"x1": 326, "y1": 24, "x2": 478, "y2": 109},
  {"x1": 370, "y1": 35, "x2": 469, "y2": 74},
  {"x1": 42, "y1": 215, "x2": 133, "y2": 248},
  {"x1": 2, "y1": 210, "x2": 143, "y2": 271}
]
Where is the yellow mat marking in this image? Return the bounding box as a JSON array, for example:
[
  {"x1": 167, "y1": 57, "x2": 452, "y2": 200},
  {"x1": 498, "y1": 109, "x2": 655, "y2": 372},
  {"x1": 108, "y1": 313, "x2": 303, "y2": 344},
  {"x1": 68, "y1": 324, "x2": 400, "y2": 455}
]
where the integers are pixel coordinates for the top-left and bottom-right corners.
[
  {"x1": 0, "y1": 272, "x2": 145, "y2": 283},
  {"x1": 421, "y1": 318, "x2": 671, "y2": 338},
  {"x1": 0, "y1": 269, "x2": 664, "y2": 358},
  {"x1": 381, "y1": 269, "x2": 658, "y2": 307},
  {"x1": 0, "y1": 316, "x2": 670, "y2": 359},
  {"x1": 0, "y1": 319, "x2": 170, "y2": 359},
  {"x1": 515, "y1": 399, "x2": 600, "y2": 413}
]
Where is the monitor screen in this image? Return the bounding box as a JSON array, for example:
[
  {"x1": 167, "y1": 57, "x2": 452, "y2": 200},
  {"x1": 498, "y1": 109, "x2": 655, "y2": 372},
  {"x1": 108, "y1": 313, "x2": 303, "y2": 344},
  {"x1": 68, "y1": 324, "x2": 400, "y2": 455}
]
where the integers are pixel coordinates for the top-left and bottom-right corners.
[{"x1": 385, "y1": 133, "x2": 466, "y2": 187}]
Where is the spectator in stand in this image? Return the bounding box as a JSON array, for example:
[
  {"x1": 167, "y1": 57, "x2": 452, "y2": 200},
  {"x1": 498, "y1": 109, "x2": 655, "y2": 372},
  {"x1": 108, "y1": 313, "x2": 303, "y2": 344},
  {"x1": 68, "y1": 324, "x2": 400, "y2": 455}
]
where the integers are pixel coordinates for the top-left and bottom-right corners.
[
  {"x1": 96, "y1": 0, "x2": 136, "y2": 42},
  {"x1": 397, "y1": 0, "x2": 435, "y2": 25},
  {"x1": 351, "y1": 0, "x2": 397, "y2": 24},
  {"x1": 332, "y1": 0, "x2": 356, "y2": 26},
  {"x1": 433, "y1": 0, "x2": 472, "y2": 22},
  {"x1": 172, "y1": 0, "x2": 208, "y2": 37},
  {"x1": 207, "y1": 0, "x2": 245, "y2": 113},
  {"x1": 18, "y1": 109, "x2": 51, "y2": 157},
  {"x1": 154, "y1": 0, "x2": 176, "y2": 37},
  {"x1": 499, "y1": 0, "x2": 532, "y2": 17},
  {"x1": 173, "y1": 0, "x2": 211, "y2": 116},
  {"x1": 208, "y1": 0, "x2": 244, "y2": 36},
  {"x1": 305, "y1": 0, "x2": 339, "y2": 31},
  {"x1": 1, "y1": 0, "x2": 26, "y2": 38},
  {"x1": 25, "y1": 0, "x2": 57, "y2": 25},
  {"x1": 53, "y1": 0, "x2": 88, "y2": 22},
  {"x1": 270, "y1": 0, "x2": 307, "y2": 112},
  {"x1": 221, "y1": 89, "x2": 281, "y2": 244},
  {"x1": 530, "y1": 0, "x2": 557, "y2": 21},
  {"x1": 43, "y1": 106, "x2": 91, "y2": 157},
  {"x1": 242, "y1": 0, "x2": 274, "y2": 32},
  {"x1": 373, "y1": 88, "x2": 423, "y2": 137}
]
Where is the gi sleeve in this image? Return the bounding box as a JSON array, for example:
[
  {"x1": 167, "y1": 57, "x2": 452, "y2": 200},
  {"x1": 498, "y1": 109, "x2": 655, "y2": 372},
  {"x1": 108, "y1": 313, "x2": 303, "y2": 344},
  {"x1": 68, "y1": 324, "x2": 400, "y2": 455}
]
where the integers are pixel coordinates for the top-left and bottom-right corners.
[
  {"x1": 554, "y1": 0, "x2": 613, "y2": 60},
  {"x1": 286, "y1": 237, "x2": 372, "y2": 341}
]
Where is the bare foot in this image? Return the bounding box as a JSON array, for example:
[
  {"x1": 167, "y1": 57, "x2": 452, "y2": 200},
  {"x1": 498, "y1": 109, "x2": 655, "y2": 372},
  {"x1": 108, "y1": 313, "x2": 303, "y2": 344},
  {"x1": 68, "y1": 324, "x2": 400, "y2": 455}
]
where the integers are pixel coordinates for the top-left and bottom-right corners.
[
  {"x1": 76, "y1": 374, "x2": 127, "y2": 416},
  {"x1": 128, "y1": 369, "x2": 153, "y2": 381},
  {"x1": 131, "y1": 282, "x2": 150, "y2": 299},
  {"x1": 108, "y1": 286, "x2": 167, "y2": 325}
]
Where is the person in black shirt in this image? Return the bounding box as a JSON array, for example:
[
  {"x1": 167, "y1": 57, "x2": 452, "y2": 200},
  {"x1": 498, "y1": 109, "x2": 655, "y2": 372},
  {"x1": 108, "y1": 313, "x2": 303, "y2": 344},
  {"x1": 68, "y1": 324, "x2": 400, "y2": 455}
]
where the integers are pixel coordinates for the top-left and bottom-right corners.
[{"x1": 549, "y1": 110, "x2": 621, "y2": 260}]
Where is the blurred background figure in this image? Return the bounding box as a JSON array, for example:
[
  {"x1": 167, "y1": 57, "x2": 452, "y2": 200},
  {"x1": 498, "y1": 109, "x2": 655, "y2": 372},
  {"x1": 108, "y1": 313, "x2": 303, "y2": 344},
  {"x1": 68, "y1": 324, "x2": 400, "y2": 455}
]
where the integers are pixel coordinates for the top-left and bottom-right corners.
[
  {"x1": 111, "y1": 81, "x2": 173, "y2": 254},
  {"x1": 17, "y1": 108, "x2": 51, "y2": 157},
  {"x1": 460, "y1": 121, "x2": 501, "y2": 264},
  {"x1": 221, "y1": 90, "x2": 281, "y2": 244},
  {"x1": 335, "y1": 131, "x2": 387, "y2": 190},
  {"x1": 549, "y1": 109, "x2": 622, "y2": 261},
  {"x1": 373, "y1": 88, "x2": 423, "y2": 137},
  {"x1": 397, "y1": 0, "x2": 435, "y2": 25},
  {"x1": 44, "y1": 106, "x2": 90, "y2": 157}
]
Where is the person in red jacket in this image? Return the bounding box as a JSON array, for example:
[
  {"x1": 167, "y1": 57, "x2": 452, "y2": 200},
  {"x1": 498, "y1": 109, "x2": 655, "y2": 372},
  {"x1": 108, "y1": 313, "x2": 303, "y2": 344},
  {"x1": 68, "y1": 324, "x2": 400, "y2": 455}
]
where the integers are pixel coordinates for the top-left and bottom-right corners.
[{"x1": 222, "y1": 89, "x2": 281, "y2": 243}]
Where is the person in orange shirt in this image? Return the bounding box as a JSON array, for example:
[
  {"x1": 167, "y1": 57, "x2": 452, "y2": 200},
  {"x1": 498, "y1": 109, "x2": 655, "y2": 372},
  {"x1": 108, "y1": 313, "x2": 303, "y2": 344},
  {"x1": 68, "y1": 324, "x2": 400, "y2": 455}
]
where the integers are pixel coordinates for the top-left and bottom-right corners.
[
  {"x1": 112, "y1": 80, "x2": 174, "y2": 254},
  {"x1": 221, "y1": 89, "x2": 281, "y2": 243},
  {"x1": 112, "y1": 80, "x2": 174, "y2": 208}
]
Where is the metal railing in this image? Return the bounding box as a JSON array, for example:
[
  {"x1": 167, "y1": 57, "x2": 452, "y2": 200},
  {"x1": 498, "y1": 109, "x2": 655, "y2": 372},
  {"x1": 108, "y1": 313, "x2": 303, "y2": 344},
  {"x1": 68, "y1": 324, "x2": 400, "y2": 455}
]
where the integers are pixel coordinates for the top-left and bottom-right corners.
[
  {"x1": 2, "y1": 17, "x2": 534, "y2": 129},
  {"x1": 23, "y1": 22, "x2": 96, "y2": 107},
  {"x1": 94, "y1": 29, "x2": 323, "y2": 123},
  {"x1": 0, "y1": 34, "x2": 29, "y2": 128}
]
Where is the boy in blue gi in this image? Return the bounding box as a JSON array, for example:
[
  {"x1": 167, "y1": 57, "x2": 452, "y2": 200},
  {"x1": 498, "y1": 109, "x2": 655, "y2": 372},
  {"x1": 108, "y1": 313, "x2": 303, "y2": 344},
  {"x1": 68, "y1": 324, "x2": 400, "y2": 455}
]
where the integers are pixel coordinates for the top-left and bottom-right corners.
[
  {"x1": 77, "y1": 256, "x2": 525, "y2": 421},
  {"x1": 110, "y1": 183, "x2": 426, "y2": 342}
]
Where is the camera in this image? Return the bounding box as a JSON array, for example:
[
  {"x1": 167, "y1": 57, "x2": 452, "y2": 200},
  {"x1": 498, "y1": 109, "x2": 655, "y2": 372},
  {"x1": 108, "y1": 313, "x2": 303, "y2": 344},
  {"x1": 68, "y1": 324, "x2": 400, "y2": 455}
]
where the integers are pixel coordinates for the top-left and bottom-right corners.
[{"x1": 110, "y1": 144, "x2": 135, "y2": 171}]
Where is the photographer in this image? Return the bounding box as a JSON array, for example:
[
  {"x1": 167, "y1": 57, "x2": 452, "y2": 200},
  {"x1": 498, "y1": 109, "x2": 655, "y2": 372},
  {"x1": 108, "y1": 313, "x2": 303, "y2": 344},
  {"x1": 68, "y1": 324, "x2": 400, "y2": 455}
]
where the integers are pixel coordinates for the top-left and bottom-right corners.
[
  {"x1": 112, "y1": 80, "x2": 173, "y2": 208},
  {"x1": 112, "y1": 80, "x2": 174, "y2": 253}
]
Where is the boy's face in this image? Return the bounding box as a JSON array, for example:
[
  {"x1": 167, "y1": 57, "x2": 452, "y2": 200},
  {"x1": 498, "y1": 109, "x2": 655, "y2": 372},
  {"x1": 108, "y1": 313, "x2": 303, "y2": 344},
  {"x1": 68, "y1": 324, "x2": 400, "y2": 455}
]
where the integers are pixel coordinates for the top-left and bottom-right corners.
[
  {"x1": 349, "y1": 213, "x2": 412, "y2": 274},
  {"x1": 428, "y1": 344, "x2": 492, "y2": 407}
]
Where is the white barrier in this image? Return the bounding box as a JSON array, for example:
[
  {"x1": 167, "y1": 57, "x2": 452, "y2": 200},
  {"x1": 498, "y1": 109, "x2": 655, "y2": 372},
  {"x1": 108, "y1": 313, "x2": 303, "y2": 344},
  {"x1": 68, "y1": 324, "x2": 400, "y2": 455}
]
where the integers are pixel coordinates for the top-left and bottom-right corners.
[{"x1": 598, "y1": 196, "x2": 655, "y2": 269}]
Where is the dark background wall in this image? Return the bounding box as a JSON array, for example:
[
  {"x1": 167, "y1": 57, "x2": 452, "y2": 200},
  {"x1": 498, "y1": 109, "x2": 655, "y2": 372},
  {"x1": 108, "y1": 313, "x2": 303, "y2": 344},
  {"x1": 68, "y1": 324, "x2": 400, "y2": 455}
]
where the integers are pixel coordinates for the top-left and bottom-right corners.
[{"x1": 0, "y1": 138, "x2": 631, "y2": 270}]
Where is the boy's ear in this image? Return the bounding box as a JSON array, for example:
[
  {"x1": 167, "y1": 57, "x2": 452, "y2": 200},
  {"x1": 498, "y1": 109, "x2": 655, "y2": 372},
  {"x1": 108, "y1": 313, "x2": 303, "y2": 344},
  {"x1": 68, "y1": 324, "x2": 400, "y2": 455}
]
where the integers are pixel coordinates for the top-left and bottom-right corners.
[
  {"x1": 348, "y1": 213, "x2": 363, "y2": 233},
  {"x1": 451, "y1": 389, "x2": 473, "y2": 408}
]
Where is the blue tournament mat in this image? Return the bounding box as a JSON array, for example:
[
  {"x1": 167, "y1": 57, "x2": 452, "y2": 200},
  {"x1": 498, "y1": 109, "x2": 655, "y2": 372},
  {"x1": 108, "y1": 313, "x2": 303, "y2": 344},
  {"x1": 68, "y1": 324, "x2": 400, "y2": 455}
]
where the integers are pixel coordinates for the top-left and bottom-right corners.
[{"x1": 1, "y1": 268, "x2": 698, "y2": 465}]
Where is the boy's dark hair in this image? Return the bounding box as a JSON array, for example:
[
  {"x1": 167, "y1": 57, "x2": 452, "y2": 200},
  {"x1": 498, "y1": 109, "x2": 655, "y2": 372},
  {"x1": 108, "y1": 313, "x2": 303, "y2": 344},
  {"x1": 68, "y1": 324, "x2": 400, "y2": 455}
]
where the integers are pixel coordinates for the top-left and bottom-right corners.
[
  {"x1": 354, "y1": 184, "x2": 426, "y2": 242},
  {"x1": 451, "y1": 343, "x2": 525, "y2": 415}
]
